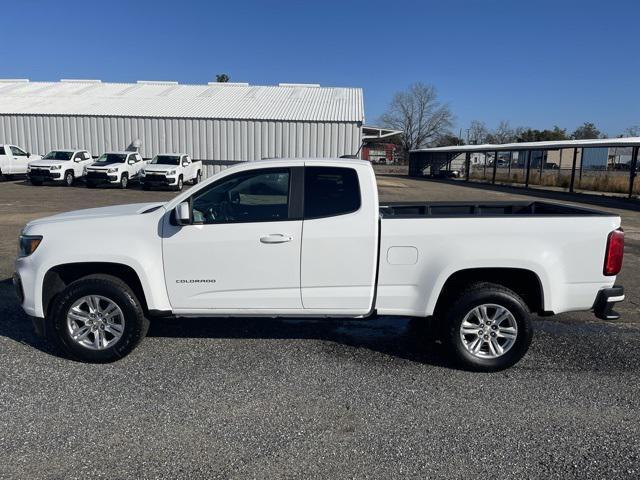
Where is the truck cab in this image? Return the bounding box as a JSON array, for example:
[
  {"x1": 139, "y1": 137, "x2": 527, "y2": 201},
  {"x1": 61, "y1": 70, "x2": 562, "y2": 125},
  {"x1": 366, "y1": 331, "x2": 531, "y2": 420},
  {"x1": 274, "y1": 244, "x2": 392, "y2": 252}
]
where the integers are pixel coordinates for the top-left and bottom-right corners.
[
  {"x1": 28, "y1": 149, "x2": 91, "y2": 186},
  {"x1": 140, "y1": 153, "x2": 202, "y2": 191},
  {"x1": 85, "y1": 151, "x2": 147, "y2": 189},
  {"x1": 0, "y1": 144, "x2": 41, "y2": 179}
]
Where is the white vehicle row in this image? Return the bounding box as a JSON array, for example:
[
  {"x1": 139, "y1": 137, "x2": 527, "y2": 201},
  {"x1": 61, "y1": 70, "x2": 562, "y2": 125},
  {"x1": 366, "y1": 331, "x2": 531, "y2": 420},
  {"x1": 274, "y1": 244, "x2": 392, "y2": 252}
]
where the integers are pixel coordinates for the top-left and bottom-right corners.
[{"x1": 0, "y1": 145, "x2": 203, "y2": 190}]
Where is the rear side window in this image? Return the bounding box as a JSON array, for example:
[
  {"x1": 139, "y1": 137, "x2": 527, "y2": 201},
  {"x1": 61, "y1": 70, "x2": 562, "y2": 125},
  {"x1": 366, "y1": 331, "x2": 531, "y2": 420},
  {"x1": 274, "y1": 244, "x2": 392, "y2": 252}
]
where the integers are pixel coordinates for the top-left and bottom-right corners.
[
  {"x1": 304, "y1": 167, "x2": 361, "y2": 219},
  {"x1": 0, "y1": 146, "x2": 4, "y2": 155}
]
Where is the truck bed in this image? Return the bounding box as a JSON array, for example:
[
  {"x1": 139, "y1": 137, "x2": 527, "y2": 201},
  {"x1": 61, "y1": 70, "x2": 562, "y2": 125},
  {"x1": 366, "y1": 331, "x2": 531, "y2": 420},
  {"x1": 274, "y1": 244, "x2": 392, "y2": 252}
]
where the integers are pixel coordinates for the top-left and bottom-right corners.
[{"x1": 379, "y1": 201, "x2": 612, "y2": 218}]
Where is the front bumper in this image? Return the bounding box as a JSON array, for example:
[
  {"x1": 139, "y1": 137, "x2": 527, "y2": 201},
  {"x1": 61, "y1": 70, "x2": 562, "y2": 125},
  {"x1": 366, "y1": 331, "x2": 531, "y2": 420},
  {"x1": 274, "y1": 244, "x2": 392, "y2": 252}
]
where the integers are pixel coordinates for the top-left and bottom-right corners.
[
  {"x1": 86, "y1": 171, "x2": 118, "y2": 184},
  {"x1": 28, "y1": 169, "x2": 62, "y2": 182},
  {"x1": 140, "y1": 174, "x2": 177, "y2": 187},
  {"x1": 593, "y1": 285, "x2": 625, "y2": 320}
]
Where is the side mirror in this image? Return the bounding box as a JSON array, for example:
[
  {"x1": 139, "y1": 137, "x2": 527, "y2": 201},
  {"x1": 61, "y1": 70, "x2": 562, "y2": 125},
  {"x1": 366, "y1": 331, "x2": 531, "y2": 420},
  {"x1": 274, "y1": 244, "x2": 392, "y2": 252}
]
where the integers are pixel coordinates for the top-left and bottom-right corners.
[
  {"x1": 27, "y1": 152, "x2": 31, "y2": 158},
  {"x1": 128, "y1": 159, "x2": 135, "y2": 165},
  {"x1": 182, "y1": 161, "x2": 189, "y2": 167},
  {"x1": 174, "y1": 201, "x2": 192, "y2": 225}
]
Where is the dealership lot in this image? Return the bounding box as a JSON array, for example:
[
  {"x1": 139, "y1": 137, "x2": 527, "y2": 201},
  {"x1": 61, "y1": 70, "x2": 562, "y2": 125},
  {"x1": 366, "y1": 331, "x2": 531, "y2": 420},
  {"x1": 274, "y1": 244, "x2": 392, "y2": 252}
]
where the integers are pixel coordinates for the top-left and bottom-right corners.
[{"x1": 1, "y1": 176, "x2": 639, "y2": 478}]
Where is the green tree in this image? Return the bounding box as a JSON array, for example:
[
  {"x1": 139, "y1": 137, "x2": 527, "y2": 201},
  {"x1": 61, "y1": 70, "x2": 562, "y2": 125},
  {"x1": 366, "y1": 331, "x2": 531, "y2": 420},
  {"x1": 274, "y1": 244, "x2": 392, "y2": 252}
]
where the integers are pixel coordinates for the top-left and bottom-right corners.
[
  {"x1": 215, "y1": 73, "x2": 230, "y2": 83},
  {"x1": 571, "y1": 122, "x2": 601, "y2": 139}
]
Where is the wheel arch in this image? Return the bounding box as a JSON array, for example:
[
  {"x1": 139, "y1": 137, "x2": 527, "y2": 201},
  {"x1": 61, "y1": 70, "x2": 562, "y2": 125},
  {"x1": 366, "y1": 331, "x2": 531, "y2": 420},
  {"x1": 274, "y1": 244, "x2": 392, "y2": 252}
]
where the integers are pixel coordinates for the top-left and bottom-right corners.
[
  {"x1": 433, "y1": 267, "x2": 546, "y2": 317},
  {"x1": 42, "y1": 262, "x2": 148, "y2": 318}
]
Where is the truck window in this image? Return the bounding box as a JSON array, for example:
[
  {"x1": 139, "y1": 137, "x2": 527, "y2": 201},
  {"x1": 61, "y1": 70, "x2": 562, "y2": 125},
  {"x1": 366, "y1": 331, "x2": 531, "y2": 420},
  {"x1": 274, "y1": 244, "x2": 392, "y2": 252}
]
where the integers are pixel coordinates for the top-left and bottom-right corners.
[
  {"x1": 304, "y1": 167, "x2": 361, "y2": 219},
  {"x1": 0, "y1": 146, "x2": 5, "y2": 155},
  {"x1": 192, "y1": 168, "x2": 291, "y2": 224},
  {"x1": 10, "y1": 146, "x2": 27, "y2": 156}
]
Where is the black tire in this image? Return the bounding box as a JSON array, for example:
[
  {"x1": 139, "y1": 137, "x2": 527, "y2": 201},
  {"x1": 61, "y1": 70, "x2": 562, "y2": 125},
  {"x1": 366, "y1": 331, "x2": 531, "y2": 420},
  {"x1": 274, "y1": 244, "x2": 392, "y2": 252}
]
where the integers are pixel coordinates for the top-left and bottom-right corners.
[
  {"x1": 47, "y1": 274, "x2": 149, "y2": 363},
  {"x1": 442, "y1": 282, "x2": 533, "y2": 372},
  {"x1": 31, "y1": 179, "x2": 43, "y2": 186},
  {"x1": 120, "y1": 173, "x2": 129, "y2": 189},
  {"x1": 193, "y1": 170, "x2": 202, "y2": 185},
  {"x1": 64, "y1": 170, "x2": 74, "y2": 187},
  {"x1": 175, "y1": 175, "x2": 183, "y2": 191}
]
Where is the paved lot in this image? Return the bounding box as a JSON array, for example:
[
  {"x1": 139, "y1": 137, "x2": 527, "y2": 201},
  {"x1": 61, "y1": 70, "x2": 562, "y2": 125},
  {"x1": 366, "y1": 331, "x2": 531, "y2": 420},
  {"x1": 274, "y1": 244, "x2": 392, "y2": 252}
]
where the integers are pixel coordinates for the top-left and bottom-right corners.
[{"x1": 0, "y1": 176, "x2": 639, "y2": 479}]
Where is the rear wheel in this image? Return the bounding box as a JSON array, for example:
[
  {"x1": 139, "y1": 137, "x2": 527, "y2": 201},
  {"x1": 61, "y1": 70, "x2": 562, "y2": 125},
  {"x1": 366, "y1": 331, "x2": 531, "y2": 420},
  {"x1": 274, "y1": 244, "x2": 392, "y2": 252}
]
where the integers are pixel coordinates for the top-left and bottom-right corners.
[
  {"x1": 47, "y1": 275, "x2": 149, "y2": 363},
  {"x1": 120, "y1": 173, "x2": 129, "y2": 189},
  {"x1": 443, "y1": 283, "x2": 533, "y2": 372},
  {"x1": 193, "y1": 170, "x2": 202, "y2": 185},
  {"x1": 64, "y1": 170, "x2": 74, "y2": 186}
]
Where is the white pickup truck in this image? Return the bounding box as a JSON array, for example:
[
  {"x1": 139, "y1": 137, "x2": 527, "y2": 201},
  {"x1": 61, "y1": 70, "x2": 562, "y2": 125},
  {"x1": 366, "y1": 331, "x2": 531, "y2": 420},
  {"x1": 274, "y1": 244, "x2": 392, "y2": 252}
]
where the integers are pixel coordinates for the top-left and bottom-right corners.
[
  {"x1": 140, "y1": 153, "x2": 202, "y2": 191},
  {"x1": 28, "y1": 150, "x2": 92, "y2": 186},
  {"x1": 0, "y1": 145, "x2": 41, "y2": 179},
  {"x1": 13, "y1": 159, "x2": 625, "y2": 370},
  {"x1": 85, "y1": 151, "x2": 147, "y2": 189}
]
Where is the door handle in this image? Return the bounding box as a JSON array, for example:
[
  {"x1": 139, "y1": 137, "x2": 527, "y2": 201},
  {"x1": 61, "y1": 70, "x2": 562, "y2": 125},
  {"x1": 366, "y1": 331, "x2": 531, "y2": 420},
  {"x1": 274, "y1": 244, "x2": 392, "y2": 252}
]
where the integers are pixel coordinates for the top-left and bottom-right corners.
[{"x1": 260, "y1": 234, "x2": 293, "y2": 244}]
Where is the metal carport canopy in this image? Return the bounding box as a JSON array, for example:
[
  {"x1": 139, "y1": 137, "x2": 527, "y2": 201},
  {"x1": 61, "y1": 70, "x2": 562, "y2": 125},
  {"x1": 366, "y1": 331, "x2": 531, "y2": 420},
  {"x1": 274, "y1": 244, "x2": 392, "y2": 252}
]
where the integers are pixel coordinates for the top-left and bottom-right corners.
[{"x1": 412, "y1": 137, "x2": 640, "y2": 153}]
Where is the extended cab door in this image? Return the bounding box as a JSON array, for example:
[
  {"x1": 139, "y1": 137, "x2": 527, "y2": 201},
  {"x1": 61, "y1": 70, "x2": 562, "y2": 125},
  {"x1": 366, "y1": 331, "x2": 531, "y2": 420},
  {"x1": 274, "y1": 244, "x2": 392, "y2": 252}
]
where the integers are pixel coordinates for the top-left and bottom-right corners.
[
  {"x1": 300, "y1": 163, "x2": 379, "y2": 313},
  {"x1": 73, "y1": 151, "x2": 92, "y2": 176},
  {"x1": 9, "y1": 145, "x2": 30, "y2": 174},
  {"x1": 162, "y1": 167, "x2": 304, "y2": 311}
]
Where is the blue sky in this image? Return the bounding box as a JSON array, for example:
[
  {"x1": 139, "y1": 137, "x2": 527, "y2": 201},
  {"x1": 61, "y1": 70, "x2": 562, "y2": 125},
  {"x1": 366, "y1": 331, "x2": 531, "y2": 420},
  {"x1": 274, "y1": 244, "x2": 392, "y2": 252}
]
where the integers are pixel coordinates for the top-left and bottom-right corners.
[{"x1": 2, "y1": 0, "x2": 638, "y2": 136}]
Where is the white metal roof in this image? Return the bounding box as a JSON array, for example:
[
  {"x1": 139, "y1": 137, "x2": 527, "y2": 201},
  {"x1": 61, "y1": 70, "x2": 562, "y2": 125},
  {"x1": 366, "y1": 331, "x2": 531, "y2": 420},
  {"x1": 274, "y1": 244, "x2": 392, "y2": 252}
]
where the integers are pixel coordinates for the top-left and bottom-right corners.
[
  {"x1": 413, "y1": 137, "x2": 640, "y2": 153},
  {"x1": 0, "y1": 80, "x2": 364, "y2": 123}
]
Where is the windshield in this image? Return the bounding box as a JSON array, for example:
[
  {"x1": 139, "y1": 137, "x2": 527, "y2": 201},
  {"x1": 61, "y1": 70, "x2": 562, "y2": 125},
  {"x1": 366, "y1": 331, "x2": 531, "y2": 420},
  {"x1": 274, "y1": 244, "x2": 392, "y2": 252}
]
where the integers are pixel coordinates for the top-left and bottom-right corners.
[
  {"x1": 94, "y1": 153, "x2": 127, "y2": 164},
  {"x1": 43, "y1": 151, "x2": 73, "y2": 161},
  {"x1": 152, "y1": 155, "x2": 181, "y2": 165}
]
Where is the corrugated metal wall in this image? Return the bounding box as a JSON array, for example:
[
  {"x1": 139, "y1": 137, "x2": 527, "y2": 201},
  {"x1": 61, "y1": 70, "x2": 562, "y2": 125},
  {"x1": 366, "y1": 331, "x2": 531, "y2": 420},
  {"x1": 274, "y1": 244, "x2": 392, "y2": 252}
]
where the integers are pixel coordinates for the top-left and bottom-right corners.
[{"x1": 0, "y1": 114, "x2": 362, "y2": 161}]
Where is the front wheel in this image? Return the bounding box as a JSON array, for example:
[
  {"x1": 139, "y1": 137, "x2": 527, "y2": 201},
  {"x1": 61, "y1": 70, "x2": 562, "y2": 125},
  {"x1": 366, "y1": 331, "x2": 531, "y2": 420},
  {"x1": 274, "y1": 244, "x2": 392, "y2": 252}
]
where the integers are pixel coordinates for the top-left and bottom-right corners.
[
  {"x1": 175, "y1": 175, "x2": 183, "y2": 191},
  {"x1": 443, "y1": 283, "x2": 533, "y2": 372},
  {"x1": 120, "y1": 173, "x2": 129, "y2": 189},
  {"x1": 47, "y1": 274, "x2": 149, "y2": 362},
  {"x1": 64, "y1": 171, "x2": 74, "y2": 186}
]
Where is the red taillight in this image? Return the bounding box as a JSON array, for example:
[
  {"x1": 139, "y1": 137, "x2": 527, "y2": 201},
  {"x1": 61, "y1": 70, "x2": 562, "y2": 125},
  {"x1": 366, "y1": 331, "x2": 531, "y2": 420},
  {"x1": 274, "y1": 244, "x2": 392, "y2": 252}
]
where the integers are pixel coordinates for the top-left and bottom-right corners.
[{"x1": 604, "y1": 229, "x2": 624, "y2": 276}]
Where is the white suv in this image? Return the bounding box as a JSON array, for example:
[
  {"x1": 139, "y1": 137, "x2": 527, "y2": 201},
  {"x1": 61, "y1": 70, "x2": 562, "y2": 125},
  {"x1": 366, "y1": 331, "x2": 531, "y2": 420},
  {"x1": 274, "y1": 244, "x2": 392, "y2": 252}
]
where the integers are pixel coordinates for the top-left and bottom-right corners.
[{"x1": 85, "y1": 152, "x2": 147, "y2": 189}]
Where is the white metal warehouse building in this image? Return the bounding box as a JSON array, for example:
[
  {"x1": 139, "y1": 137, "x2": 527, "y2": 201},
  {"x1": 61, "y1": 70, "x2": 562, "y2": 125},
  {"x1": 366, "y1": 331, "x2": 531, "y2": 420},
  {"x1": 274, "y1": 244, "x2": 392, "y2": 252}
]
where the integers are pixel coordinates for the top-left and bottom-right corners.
[{"x1": 0, "y1": 79, "x2": 364, "y2": 173}]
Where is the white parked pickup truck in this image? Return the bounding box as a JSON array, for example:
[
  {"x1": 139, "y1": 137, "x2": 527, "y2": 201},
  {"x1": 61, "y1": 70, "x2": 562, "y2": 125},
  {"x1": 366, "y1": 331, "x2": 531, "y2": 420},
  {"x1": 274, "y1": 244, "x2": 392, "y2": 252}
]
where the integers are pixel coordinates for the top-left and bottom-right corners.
[
  {"x1": 85, "y1": 151, "x2": 147, "y2": 189},
  {"x1": 28, "y1": 150, "x2": 92, "y2": 186},
  {"x1": 13, "y1": 159, "x2": 625, "y2": 370},
  {"x1": 140, "y1": 153, "x2": 202, "y2": 191},
  {"x1": 0, "y1": 144, "x2": 41, "y2": 179}
]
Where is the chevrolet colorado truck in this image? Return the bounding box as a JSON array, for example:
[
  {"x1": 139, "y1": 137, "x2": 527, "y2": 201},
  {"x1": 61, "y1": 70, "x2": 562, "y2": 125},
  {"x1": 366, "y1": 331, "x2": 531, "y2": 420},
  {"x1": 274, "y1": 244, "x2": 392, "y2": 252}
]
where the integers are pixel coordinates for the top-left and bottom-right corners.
[
  {"x1": 140, "y1": 153, "x2": 202, "y2": 191},
  {"x1": 0, "y1": 144, "x2": 41, "y2": 179},
  {"x1": 85, "y1": 151, "x2": 147, "y2": 188},
  {"x1": 13, "y1": 159, "x2": 625, "y2": 370},
  {"x1": 28, "y1": 149, "x2": 92, "y2": 186}
]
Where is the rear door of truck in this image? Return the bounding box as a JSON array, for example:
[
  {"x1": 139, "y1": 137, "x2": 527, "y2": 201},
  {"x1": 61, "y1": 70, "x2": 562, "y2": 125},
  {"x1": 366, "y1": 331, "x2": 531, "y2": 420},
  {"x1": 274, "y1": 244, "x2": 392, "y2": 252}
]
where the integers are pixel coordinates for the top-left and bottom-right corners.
[{"x1": 300, "y1": 162, "x2": 379, "y2": 313}]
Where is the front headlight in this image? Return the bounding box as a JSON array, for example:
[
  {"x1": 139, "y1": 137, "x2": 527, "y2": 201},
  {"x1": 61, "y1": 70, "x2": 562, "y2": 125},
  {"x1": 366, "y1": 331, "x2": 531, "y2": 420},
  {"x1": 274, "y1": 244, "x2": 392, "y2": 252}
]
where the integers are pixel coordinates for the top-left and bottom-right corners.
[
  {"x1": 18, "y1": 235, "x2": 42, "y2": 257},
  {"x1": 107, "y1": 168, "x2": 117, "y2": 173},
  {"x1": 50, "y1": 165, "x2": 62, "y2": 170},
  {"x1": 167, "y1": 169, "x2": 176, "y2": 175}
]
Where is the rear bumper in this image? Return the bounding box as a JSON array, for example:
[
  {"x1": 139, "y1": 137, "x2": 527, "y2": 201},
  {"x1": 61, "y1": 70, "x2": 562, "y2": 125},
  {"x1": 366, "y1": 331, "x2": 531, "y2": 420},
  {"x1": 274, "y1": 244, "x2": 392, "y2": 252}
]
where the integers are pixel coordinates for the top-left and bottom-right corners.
[{"x1": 593, "y1": 285, "x2": 625, "y2": 320}]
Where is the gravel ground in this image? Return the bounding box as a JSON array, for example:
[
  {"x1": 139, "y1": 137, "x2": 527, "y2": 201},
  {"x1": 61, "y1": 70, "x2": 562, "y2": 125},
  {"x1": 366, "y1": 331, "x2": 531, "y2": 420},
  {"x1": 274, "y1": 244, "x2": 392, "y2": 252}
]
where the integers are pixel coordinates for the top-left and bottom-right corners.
[{"x1": 0, "y1": 176, "x2": 639, "y2": 479}]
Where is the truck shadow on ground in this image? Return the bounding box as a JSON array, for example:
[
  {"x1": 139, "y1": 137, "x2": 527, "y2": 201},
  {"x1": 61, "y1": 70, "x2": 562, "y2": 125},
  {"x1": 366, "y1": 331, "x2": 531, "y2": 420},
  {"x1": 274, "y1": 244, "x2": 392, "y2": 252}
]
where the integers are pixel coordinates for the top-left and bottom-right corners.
[{"x1": 0, "y1": 279, "x2": 453, "y2": 368}]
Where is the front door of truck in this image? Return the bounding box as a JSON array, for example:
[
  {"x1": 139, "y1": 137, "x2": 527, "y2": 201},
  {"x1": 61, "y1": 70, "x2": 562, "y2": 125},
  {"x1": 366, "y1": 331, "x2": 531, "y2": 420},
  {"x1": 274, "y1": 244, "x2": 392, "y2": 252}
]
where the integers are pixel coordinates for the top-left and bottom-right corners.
[{"x1": 162, "y1": 167, "x2": 303, "y2": 311}]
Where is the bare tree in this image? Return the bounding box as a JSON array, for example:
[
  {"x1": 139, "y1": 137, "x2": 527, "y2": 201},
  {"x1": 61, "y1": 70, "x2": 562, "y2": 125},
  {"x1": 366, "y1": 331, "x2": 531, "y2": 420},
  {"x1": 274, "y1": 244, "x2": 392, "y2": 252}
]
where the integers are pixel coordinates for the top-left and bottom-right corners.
[
  {"x1": 490, "y1": 120, "x2": 516, "y2": 144},
  {"x1": 623, "y1": 125, "x2": 640, "y2": 137},
  {"x1": 467, "y1": 120, "x2": 489, "y2": 144},
  {"x1": 379, "y1": 83, "x2": 453, "y2": 158}
]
